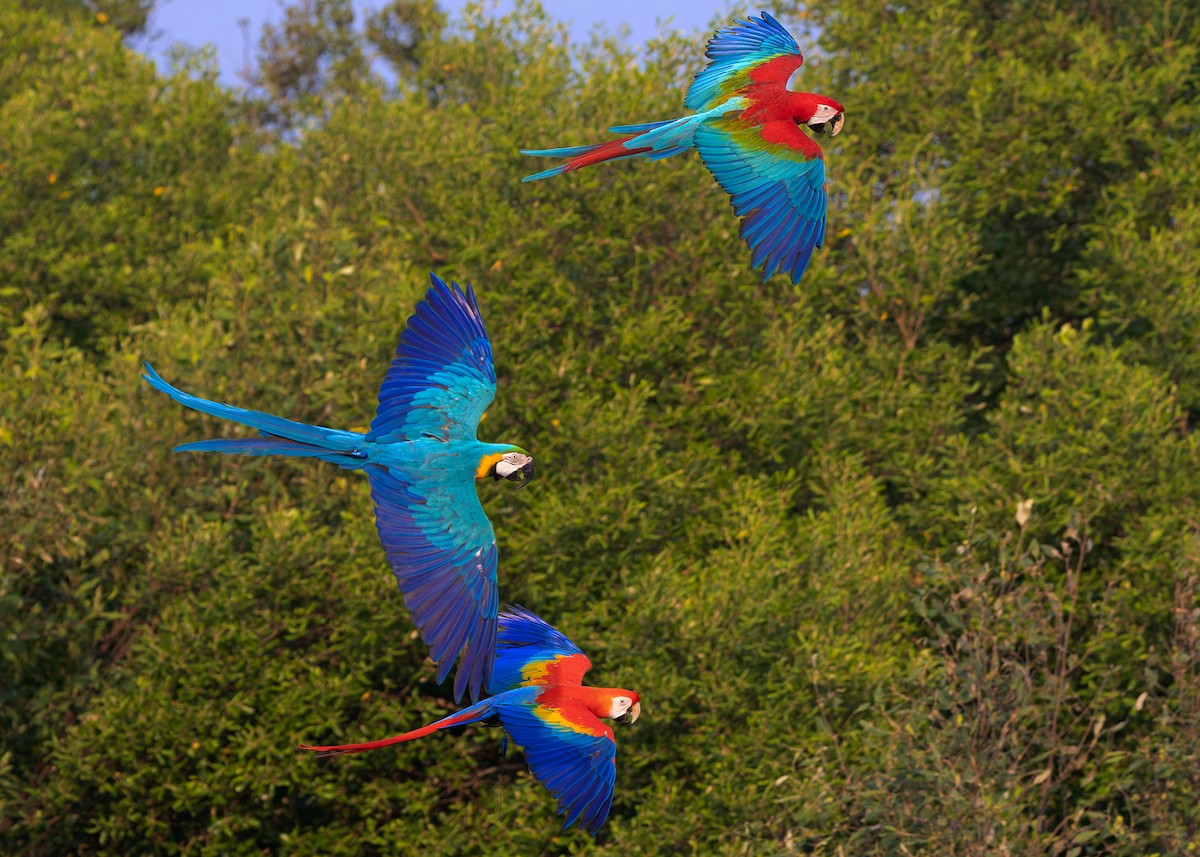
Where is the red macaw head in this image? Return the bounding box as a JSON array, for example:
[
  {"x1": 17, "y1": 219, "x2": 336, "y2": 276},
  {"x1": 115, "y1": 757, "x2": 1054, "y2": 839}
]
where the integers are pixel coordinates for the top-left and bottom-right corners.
[
  {"x1": 790, "y1": 91, "x2": 846, "y2": 137},
  {"x1": 609, "y1": 692, "x2": 642, "y2": 724}
]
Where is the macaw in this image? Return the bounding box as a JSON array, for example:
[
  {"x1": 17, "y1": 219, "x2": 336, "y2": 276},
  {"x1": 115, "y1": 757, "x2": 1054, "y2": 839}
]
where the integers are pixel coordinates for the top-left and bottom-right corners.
[
  {"x1": 521, "y1": 11, "x2": 844, "y2": 286},
  {"x1": 143, "y1": 273, "x2": 534, "y2": 703},
  {"x1": 301, "y1": 606, "x2": 640, "y2": 836}
]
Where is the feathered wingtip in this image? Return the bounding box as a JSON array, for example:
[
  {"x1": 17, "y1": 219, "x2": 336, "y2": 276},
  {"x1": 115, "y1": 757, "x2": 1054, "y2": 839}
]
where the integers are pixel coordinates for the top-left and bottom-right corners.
[
  {"x1": 402, "y1": 272, "x2": 489, "y2": 369},
  {"x1": 497, "y1": 605, "x2": 556, "y2": 645},
  {"x1": 424, "y1": 271, "x2": 481, "y2": 319},
  {"x1": 703, "y1": 11, "x2": 797, "y2": 62},
  {"x1": 684, "y1": 11, "x2": 802, "y2": 111},
  {"x1": 496, "y1": 605, "x2": 584, "y2": 656}
]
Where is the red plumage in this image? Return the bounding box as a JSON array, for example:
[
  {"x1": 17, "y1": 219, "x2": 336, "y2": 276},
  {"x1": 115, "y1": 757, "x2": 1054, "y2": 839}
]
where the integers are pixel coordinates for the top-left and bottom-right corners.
[
  {"x1": 299, "y1": 706, "x2": 481, "y2": 756},
  {"x1": 556, "y1": 137, "x2": 653, "y2": 175}
]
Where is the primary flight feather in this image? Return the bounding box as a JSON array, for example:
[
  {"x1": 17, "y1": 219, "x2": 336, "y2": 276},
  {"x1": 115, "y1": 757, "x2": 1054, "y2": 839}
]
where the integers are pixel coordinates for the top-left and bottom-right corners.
[
  {"x1": 521, "y1": 11, "x2": 844, "y2": 285},
  {"x1": 301, "y1": 607, "x2": 641, "y2": 837},
  {"x1": 143, "y1": 273, "x2": 533, "y2": 703}
]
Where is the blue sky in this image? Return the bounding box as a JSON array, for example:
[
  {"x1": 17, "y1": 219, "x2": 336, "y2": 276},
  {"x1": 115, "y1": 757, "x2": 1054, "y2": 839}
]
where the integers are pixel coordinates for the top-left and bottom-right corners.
[{"x1": 142, "y1": 1, "x2": 735, "y2": 85}]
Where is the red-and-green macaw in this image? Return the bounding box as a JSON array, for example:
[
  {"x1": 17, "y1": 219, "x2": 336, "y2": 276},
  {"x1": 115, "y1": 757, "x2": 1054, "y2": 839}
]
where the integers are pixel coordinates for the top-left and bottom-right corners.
[
  {"x1": 301, "y1": 607, "x2": 641, "y2": 836},
  {"x1": 143, "y1": 274, "x2": 534, "y2": 703},
  {"x1": 521, "y1": 11, "x2": 844, "y2": 285}
]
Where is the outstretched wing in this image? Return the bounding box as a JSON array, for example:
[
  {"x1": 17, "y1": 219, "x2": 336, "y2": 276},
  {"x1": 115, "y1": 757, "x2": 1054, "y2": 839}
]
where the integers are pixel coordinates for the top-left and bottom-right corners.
[
  {"x1": 686, "y1": 12, "x2": 803, "y2": 111},
  {"x1": 489, "y1": 606, "x2": 592, "y2": 694},
  {"x1": 367, "y1": 464, "x2": 498, "y2": 704},
  {"x1": 694, "y1": 118, "x2": 828, "y2": 284},
  {"x1": 499, "y1": 700, "x2": 618, "y2": 836},
  {"x1": 368, "y1": 273, "x2": 496, "y2": 444}
]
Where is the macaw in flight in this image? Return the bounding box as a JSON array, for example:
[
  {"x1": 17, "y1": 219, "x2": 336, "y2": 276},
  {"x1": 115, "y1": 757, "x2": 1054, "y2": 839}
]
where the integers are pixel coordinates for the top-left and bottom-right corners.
[
  {"x1": 301, "y1": 606, "x2": 641, "y2": 837},
  {"x1": 143, "y1": 273, "x2": 534, "y2": 703},
  {"x1": 521, "y1": 11, "x2": 844, "y2": 286}
]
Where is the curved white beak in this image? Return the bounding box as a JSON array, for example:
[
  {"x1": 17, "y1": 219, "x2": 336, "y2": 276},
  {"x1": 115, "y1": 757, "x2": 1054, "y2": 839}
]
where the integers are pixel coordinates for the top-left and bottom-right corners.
[{"x1": 810, "y1": 112, "x2": 844, "y2": 137}]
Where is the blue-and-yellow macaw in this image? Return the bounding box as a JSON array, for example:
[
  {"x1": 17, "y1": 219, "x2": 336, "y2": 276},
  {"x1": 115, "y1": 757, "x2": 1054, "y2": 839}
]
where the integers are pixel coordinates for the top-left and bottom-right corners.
[
  {"x1": 521, "y1": 12, "x2": 844, "y2": 285},
  {"x1": 143, "y1": 273, "x2": 534, "y2": 703},
  {"x1": 301, "y1": 607, "x2": 641, "y2": 836}
]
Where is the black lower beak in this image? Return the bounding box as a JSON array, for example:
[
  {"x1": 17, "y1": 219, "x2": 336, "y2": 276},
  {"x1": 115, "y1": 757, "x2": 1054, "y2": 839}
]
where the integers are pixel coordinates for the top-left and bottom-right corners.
[
  {"x1": 810, "y1": 113, "x2": 845, "y2": 137},
  {"x1": 506, "y1": 461, "x2": 535, "y2": 488}
]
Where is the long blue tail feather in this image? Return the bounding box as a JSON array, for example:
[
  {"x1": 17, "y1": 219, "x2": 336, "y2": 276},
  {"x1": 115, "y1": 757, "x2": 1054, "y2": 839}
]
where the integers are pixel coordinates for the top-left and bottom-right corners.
[
  {"x1": 174, "y1": 437, "x2": 366, "y2": 468},
  {"x1": 607, "y1": 119, "x2": 674, "y2": 134},
  {"x1": 520, "y1": 144, "x2": 603, "y2": 158},
  {"x1": 521, "y1": 164, "x2": 569, "y2": 183},
  {"x1": 143, "y1": 362, "x2": 366, "y2": 463}
]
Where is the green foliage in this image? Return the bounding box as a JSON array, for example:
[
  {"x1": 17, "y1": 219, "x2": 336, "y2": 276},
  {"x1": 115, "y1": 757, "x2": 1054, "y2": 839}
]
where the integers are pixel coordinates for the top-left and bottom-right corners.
[
  {"x1": 3, "y1": 0, "x2": 1199, "y2": 853},
  {"x1": 0, "y1": 2, "x2": 253, "y2": 344},
  {"x1": 251, "y1": 0, "x2": 447, "y2": 128},
  {"x1": 814, "y1": 0, "x2": 1200, "y2": 346},
  {"x1": 9, "y1": 0, "x2": 154, "y2": 37}
]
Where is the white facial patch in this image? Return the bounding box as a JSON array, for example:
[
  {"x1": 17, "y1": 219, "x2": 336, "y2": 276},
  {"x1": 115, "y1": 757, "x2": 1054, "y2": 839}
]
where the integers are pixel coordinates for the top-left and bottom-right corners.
[
  {"x1": 806, "y1": 103, "x2": 844, "y2": 137},
  {"x1": 811, "y1": 104, "x2": 838, "y2": 122},
  {"x1": 495, "y1": 452, "x2": 531, "y2": 479},
  {"x1": 610, "y1": 697, "x2": 641, "y2": 723}
]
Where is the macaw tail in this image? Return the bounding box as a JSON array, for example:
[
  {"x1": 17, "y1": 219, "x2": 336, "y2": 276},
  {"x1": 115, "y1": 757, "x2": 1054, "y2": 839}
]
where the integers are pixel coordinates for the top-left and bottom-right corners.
[
  {"x1": 520, "y1": 136, "x2": 655, "y2": 182},
  {"x1": 521, "y1": 118, "x2": 697, "y2": 182},
  {"x1": 299, "y1": 695, "x2": 498, "y2": 757},
  {"x1": 142, "y1": 362, "x2": 367, "y2": 468}
]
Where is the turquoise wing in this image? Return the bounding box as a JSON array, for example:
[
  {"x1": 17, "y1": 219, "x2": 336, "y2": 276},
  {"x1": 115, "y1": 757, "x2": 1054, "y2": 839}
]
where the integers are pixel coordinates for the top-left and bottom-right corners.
[
  {"x1": 368, "y1": 273, "x2": 496, "y2": 443},
  {"x1": 367, "y1": 464, "x2": 498, "y2": 704},
  {"x1": 694, "y1": 119, "x2": 828, "y2": 284},
  {"x1": 497, "y1": 700, "x2": 618, "y2": 836},
  {"x1": 489, "y1": 606, "x2": 591, "y2": 694},
  {"x1": 365, "y1": 272, "x2": 503, "y2": 703},
  {"x1": 685, "y1": 12, "x2": 803, "y2": 111}
]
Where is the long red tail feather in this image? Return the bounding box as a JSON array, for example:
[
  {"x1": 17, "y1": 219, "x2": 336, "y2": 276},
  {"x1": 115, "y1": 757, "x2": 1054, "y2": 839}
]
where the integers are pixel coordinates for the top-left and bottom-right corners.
[
  {"x1": 562, "y1": 138, "x2": 652, "y2": 174},
  {"x1": 300, "y1": 708, "x2": 480, "y2": 757}
]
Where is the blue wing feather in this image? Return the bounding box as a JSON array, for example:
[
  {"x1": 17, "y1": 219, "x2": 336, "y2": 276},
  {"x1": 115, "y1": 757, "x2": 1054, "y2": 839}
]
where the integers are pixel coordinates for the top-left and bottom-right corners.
[
  {"x1": 368, "y1": 273, "x2": 496, "y2": 444},
  {"x1": 685, "y1": 12, "x2": 802, "y2": 110},
  {"x1": 489, "y1": 607, "x2": 590, "y2": 694},
  {"x1": 694, "y1": 123, "x2": 827, "y2": 285},
  {"x1": 367, "y1": 464, "x2": 499, "y2": 702},
  {"x1": 497, "y1": 606, "x2": 585, "y2": 654},
  {"x1": 496, "y1": 704, "x2": 618, "y2": 836}
]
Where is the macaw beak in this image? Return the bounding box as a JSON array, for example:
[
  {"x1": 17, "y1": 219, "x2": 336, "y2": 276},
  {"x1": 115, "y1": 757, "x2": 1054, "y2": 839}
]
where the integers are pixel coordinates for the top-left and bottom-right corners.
[
  {"x1": 620, "y1": 701, "x2": 641, "y2": 725},
  {"x1": 504, "y1": 458, "x2": 535, "y2": 489},
  {"x1": 810, "y1": 112, "x2": 844, "y2": 137}
]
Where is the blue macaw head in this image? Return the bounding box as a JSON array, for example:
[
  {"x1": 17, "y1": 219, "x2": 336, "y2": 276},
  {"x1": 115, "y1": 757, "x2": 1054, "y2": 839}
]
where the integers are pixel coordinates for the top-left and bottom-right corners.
[{"x1": 477, "y1": 446, "x2": 535, "y2": 488}]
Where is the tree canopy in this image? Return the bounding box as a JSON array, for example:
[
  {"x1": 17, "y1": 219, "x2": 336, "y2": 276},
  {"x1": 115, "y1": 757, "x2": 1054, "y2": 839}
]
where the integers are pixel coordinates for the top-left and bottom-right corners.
[{"x1": 3, "y1": 0, "x2": 1199, "y2": 853}]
